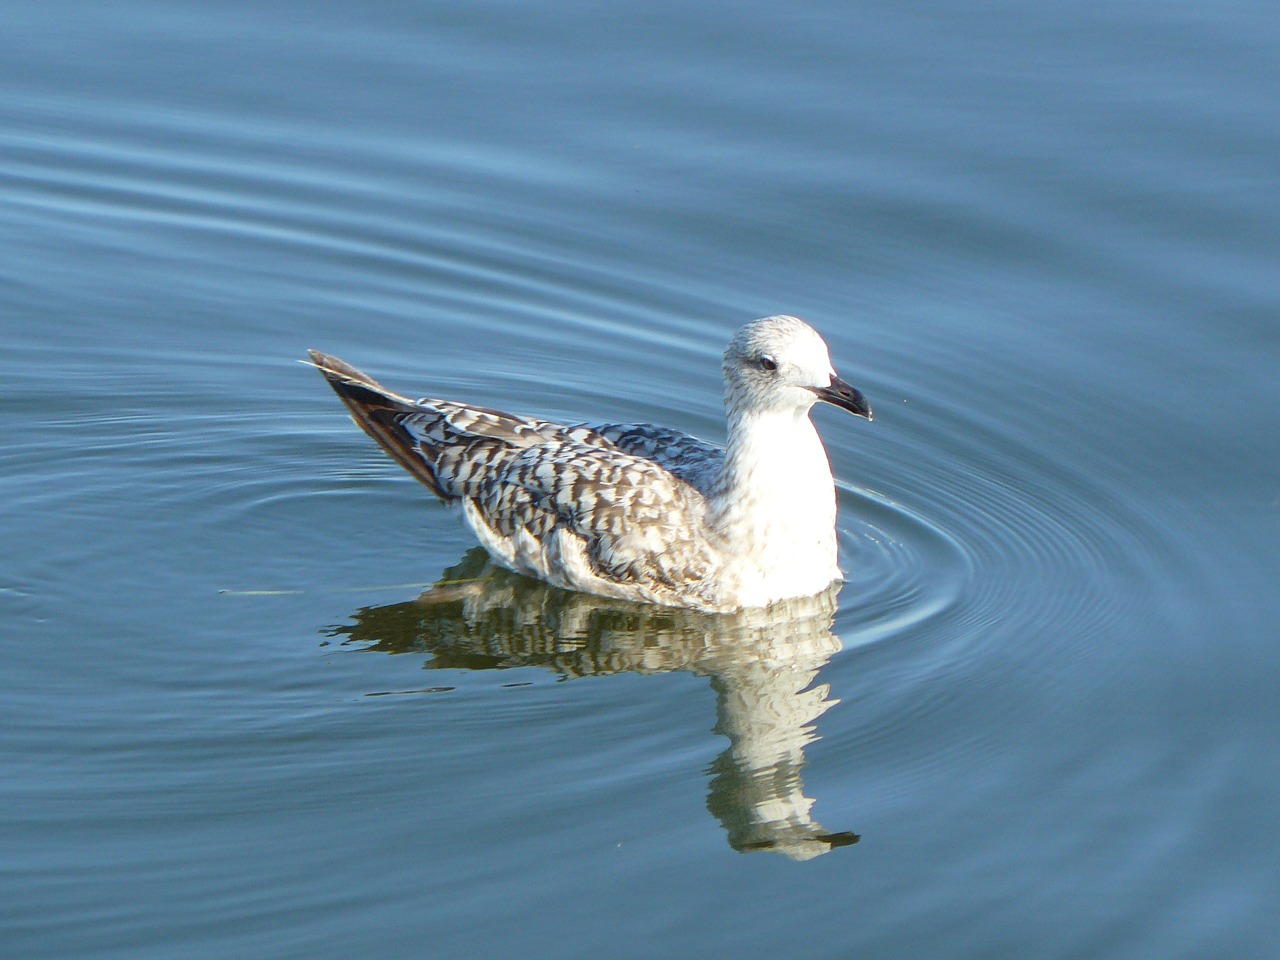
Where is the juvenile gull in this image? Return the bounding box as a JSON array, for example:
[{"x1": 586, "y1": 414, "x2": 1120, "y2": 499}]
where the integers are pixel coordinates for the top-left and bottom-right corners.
[{"x1": 309, "y1": 315, "x2": 872, "y2": 612}]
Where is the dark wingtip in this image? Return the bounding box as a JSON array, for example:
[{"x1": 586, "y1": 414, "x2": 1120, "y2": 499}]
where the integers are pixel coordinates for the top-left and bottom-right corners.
[
  {"x1": 307, "y1": 352, "x2": 415, "y2": 415},
  {"x1": 307, "y1": 350, "x2": 447, "y2": 499},
  {"x1": 306, "y1": 349, "x2": 380, "y2": 386}
]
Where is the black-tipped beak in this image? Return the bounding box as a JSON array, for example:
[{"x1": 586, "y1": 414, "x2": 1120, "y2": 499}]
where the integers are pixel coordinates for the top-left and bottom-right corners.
[{"x1": 812, "y1": 374, "x2": 873, "y2": 421}]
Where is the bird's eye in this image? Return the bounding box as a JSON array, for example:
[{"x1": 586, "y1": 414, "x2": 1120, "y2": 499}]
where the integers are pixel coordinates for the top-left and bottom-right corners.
[{"x1": 758, "y1": 355, "x2": 778, "y2": 372}]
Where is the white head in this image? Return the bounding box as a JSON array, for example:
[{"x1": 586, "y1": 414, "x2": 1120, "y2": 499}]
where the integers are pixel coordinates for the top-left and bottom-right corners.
[{"x1": 723, "y1": 315, "x2": 873, "y2": 421}]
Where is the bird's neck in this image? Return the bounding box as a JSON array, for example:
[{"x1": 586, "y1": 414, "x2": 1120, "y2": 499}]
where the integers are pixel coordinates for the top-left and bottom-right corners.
[{"x1": 711, "y1": 405, "x2": 839, "y2": 594}]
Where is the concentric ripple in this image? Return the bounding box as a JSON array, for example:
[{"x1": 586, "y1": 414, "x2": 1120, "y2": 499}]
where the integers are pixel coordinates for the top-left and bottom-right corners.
[
  {"x1": 811, "y1": 346, "x2": 1227, "y2": 779},
  {"x1": 0, "y1": 87, "x2": 1209, "y2": 708}
]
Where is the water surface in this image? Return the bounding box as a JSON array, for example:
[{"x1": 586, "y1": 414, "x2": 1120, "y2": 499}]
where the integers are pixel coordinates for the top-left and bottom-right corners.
[{"x1": 2, "y1": 1, "x2": 1278, "y2": 957}]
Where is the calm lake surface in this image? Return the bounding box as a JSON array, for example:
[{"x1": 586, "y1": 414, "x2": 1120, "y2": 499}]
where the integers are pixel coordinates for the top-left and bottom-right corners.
[{"x1": 3, "y1": 1, "x2": 1277, "y2": 957}]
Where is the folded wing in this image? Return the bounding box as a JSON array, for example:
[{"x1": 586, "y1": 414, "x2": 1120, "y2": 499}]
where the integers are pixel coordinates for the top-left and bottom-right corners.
[{"x1": 309, "y1": 350, "x2": 720, "y2": 595}]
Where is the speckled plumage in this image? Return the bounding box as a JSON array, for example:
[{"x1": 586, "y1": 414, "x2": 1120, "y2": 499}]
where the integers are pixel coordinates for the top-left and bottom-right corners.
[{"x1": 309, "y1": 315, "x2": 872, "y2": 612}]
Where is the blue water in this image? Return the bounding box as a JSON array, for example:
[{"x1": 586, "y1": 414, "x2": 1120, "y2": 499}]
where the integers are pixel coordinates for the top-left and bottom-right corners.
[{"x1": 2, "y1": 1, "x2": 1278, "y2": 957}]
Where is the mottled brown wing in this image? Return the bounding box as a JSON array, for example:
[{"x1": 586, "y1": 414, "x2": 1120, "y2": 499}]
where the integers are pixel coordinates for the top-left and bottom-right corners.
[
  {"x1": 473, "y1": 439, "x2": 719, "y2": 589},
  {"x1": 310, "y1": 351, "x2": 719, "y2": 589}
]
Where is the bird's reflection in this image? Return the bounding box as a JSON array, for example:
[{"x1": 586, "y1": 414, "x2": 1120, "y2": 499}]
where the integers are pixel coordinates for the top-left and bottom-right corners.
[{"x1": 329, "y1": 548, "x2": 859, "y2": 860}]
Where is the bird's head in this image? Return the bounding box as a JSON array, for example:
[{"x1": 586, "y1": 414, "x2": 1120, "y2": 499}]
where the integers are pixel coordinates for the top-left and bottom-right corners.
[{"x1": 723, "y1": 315, "x2": 872, "y2": 421}]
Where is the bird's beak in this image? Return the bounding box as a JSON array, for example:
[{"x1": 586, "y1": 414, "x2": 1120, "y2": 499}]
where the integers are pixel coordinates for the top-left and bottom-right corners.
[{"x1": 812, "y1": 374, "x2": 873, "y2": 421}]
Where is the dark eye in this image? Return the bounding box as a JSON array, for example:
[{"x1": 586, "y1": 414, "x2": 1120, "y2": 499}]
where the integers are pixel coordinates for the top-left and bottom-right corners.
[{"x1": 758, "y1": 355, "x2": 778, "y2": 372}]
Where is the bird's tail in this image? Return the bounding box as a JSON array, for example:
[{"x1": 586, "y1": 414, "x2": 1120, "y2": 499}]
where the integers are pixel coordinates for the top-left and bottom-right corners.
[{"x1": 306, "y1": 349, "x2": 447, "y2": 498}]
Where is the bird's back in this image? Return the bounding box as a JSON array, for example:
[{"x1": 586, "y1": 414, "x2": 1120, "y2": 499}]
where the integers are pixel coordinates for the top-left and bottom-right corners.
[{"x1": 574, "y1": 421, "x2": 724, "y2": 495}]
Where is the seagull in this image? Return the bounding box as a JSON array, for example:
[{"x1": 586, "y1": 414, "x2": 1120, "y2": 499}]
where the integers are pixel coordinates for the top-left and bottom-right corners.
[{"x1": 309, "y1": 315, "x2": 872, "y2": 612}]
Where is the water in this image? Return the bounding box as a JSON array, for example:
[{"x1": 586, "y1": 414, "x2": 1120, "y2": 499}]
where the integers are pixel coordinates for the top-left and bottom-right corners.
[{"x1": 2, "y1": 1, "x2": 1277, "y2": 956}]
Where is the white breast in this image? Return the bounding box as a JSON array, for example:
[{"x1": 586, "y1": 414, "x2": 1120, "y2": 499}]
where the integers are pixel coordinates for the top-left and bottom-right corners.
[{"x1": 708, "y1": 408, "x2": 842, "y2": 607}]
